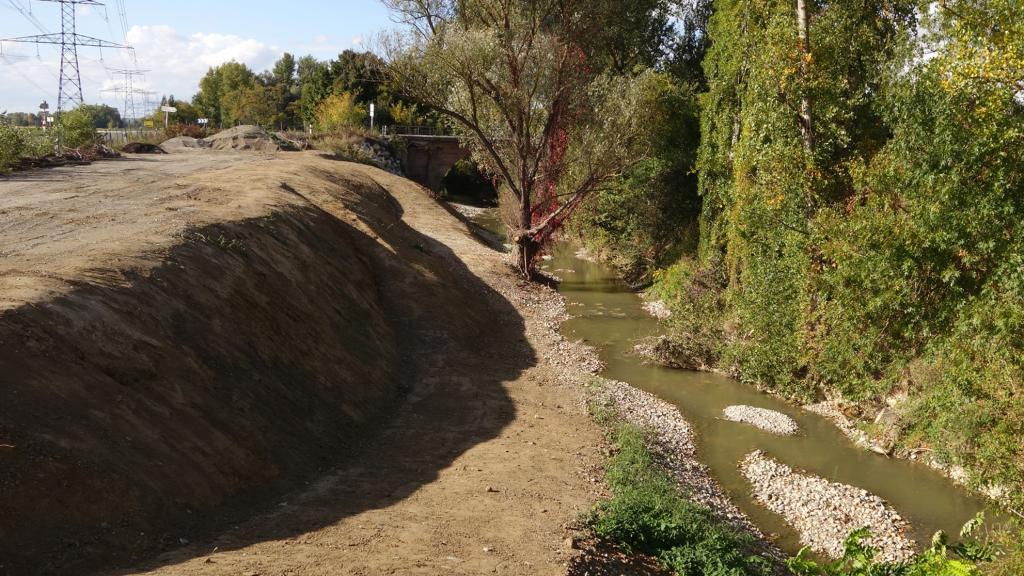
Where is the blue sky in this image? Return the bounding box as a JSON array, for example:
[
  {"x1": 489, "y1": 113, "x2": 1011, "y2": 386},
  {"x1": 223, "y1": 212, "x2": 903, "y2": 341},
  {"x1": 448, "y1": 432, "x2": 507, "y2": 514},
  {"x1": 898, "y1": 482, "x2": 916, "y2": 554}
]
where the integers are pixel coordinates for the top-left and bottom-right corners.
[{"x1": 0, "y1": 1, "x2": 396, "y2": 113}]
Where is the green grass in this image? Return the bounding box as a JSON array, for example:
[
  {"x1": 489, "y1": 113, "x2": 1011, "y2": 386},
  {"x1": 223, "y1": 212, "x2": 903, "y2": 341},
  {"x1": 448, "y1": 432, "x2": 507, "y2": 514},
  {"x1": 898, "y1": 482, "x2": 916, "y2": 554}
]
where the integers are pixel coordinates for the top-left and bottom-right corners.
[{"x1": 588, "y1": 422, "x2": 774, "y2": 576}]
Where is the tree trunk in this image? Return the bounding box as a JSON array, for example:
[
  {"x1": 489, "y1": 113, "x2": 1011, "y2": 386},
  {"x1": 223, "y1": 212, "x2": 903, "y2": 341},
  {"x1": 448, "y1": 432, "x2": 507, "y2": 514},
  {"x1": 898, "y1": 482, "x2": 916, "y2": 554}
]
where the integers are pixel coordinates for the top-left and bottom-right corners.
[
  {"x1": 796, "y1": 0, "x2": 815, "y2": 159},
  {"x1": 512, "y1": 191, "x2": 537, "y2": 279}
]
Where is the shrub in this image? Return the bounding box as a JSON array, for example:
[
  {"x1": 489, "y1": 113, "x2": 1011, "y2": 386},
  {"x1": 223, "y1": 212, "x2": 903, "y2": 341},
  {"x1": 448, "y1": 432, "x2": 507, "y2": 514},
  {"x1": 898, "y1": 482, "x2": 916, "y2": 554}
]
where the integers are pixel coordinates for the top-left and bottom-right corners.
[
  {"x1": 165, "y1": 123, "x2": 208, "y2": 139},
  {"x1": 787, "y1": 517, "x2": 992, "y2": 576},
  {"x1": 55, "y1": 108, "x2": 99, "y2": 149},
  {"x1": 315, "y1": 92, "x2": 366, "y2": 132},
  {"x1": 0, "y1": 122, "x2": 25, "y2": 172},
  {"x1": 649, "y1": 256, "x2": 728, "y2": 370}
]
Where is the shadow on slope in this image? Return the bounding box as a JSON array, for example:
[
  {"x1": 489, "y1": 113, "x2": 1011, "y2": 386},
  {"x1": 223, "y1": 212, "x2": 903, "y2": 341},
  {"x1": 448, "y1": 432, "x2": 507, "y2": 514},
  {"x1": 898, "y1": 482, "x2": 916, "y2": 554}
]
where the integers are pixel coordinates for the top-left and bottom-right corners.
[{"x1": 0, "y1": 174, "x2": 530, "y2": 575}]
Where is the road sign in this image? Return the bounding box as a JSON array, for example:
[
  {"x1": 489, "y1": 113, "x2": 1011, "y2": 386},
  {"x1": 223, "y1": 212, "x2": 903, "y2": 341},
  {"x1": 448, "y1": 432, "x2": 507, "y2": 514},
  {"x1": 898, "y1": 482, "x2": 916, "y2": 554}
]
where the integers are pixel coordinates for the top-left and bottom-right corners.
[
  {"x1": 143, "y1": 119, "x2": 154, "y2": 127},
  {"x1": 197, "y1": 118, "x2": 209, "y2": 125},
  {"x1": 160, "y1": 106, "x2": 177, "y2": 113}
]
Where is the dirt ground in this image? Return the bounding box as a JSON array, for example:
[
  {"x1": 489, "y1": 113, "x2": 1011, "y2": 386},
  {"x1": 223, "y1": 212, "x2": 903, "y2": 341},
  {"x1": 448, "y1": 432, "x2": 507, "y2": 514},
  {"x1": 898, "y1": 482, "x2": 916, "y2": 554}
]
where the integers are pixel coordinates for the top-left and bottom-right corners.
[{"x1": 0, "y1": 150, "x2": 611, "y2": 575}]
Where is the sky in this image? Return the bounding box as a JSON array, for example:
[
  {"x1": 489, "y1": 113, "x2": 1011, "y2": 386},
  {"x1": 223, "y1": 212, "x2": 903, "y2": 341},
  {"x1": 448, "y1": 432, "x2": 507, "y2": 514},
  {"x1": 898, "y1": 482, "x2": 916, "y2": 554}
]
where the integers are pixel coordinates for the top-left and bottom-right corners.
[{"x1": 0, "y1": 0, "x2": 396, "y2": 115}]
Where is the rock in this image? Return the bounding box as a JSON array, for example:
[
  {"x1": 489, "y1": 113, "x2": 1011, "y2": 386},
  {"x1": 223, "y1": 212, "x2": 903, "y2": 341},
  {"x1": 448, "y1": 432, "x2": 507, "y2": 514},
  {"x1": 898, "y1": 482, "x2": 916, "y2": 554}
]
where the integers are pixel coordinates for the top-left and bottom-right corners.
[
  {"x1": 486, "y1": 486, "x2": 499, "y2": 493},
  {"x1": 874, "y1": 407, "x2": 900, "y2": 427},
  {"x1": 641, "y1": 299, "x2": 672, "y2": 320}
]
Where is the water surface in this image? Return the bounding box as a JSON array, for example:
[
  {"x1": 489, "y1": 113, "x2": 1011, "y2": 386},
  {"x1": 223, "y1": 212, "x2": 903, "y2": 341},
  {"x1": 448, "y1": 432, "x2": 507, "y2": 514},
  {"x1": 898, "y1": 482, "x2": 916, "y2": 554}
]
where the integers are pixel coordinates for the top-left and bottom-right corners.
[{"x1": 465, "y1": 206, "x2": 986, "y2": 554}]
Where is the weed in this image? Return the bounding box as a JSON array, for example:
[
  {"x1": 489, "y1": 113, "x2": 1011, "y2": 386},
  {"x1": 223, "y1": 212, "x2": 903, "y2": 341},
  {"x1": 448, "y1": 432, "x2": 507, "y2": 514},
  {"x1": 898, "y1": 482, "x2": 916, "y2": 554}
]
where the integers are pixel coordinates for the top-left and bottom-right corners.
[{"x1": 589, "y1": 423, "x2": 774, "y2": 576}]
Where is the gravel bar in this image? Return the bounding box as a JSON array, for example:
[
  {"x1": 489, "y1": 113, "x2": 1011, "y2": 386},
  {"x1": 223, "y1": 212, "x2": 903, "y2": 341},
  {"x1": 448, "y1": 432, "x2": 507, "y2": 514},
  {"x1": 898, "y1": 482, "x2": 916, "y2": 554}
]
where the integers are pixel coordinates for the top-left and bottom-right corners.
[
  {"x1": 740, "y1": 450, "x2": 916, "y2": 563},
  {"x1": 723, "y1": 405, "x2": 800, "y2": 435}
]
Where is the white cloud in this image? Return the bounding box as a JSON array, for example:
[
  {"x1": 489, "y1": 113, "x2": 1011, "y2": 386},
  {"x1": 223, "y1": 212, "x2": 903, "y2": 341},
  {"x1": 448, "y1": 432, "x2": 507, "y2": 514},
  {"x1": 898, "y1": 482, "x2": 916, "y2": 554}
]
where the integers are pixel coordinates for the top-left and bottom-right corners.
[
  {"x1": 123, "y1": 25, "x2": 279, "y2": 97},
  {"x1": 0, "y1": 24, "x2": 280, "y2": 115}
]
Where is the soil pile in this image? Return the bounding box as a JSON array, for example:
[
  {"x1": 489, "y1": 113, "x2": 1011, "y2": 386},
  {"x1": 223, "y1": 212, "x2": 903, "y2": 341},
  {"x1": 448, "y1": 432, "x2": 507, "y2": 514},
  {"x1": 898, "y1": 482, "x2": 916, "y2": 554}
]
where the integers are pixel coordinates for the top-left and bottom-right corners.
[
  {"x1": 122, "y1": 142, "x2": 167, "y2": 154},
  {"x1": 159, "y1": 136, "x2": 211, "y2": 152},
  {"x1": 205, "y1": 125, "x2": 281, "y2": 152},
  {"x1": 0, "y1": 152, "x2": 526, "y2": 574}
]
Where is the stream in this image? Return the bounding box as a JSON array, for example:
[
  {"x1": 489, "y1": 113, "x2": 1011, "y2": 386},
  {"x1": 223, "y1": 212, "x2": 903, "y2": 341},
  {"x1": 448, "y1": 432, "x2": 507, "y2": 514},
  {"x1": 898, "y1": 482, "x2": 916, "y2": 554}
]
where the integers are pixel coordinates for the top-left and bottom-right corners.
[{"x1": 464, "y1": 205, "x2": 987, "y2": 556}]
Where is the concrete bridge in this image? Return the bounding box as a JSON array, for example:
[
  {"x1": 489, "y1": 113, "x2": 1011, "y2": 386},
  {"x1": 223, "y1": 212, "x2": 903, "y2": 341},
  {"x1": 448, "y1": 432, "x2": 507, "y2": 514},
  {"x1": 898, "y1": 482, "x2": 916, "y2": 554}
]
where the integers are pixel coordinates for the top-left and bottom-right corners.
[{"x1": 388, "y1": 127, "x2": 471, "y2": 193}]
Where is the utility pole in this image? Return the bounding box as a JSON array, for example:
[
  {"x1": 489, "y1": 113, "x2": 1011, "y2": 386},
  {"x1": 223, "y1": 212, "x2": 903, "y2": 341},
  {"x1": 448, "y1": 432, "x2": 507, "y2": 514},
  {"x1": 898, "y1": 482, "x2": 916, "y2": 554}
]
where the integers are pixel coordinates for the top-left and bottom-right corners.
[{"x1": 1, "y1": 0, "x2": 129, "y2": 115}]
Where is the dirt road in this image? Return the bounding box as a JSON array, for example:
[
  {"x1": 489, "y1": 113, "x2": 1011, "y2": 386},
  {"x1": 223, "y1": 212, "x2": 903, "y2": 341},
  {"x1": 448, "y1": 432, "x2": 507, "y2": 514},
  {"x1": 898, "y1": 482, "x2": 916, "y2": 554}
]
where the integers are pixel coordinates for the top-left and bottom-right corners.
[{"x1": 0, "y1": 151, "x2": 607, "y2": 575}]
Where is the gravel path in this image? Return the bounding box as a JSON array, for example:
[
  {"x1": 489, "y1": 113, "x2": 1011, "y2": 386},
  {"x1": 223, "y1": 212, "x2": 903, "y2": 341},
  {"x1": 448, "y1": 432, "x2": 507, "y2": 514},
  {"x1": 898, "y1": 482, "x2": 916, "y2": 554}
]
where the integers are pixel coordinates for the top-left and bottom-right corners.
[
  {"x1": 723, "y1": 405, "x2": 800, "y2": 435},
  {"x1": 740, "y1": 450, "x2": 916, "y2": 563}
]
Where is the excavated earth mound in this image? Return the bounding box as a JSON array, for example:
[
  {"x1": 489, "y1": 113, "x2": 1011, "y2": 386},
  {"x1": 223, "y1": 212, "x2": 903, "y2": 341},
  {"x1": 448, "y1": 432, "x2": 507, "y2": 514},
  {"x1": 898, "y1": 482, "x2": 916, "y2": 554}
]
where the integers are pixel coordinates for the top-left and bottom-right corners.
[
  {"x1": 122, "y1": 142, "x2": 167, "y2": 154},
  {"x1": 159, "y1": 136, "x2": 211, "y2": 152},
  {"x1": 205, "y1": 125, "x2": 281, "y2": 152},
  {"x1": 0, "y1": 151, "x2": 518, "y2": 575}
]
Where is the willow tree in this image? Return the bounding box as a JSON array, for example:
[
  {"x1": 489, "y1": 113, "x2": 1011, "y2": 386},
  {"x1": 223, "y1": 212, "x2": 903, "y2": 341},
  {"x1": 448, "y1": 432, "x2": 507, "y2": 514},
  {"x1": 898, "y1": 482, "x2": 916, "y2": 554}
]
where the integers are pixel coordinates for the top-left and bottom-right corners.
[{"x1": 381, "y1": 0, "x2": 657, "y2": 277}]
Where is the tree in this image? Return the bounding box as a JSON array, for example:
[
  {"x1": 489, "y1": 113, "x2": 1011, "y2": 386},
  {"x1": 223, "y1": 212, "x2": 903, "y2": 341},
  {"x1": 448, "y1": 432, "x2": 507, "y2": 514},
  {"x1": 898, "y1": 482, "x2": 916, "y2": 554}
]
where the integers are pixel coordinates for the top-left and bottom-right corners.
[
  {"x1": 577, "y1": 0, "x2": 677, "y2": 74},
  {"x1": 299, "y1": 59, "x2": 333, "y2": 127},
  {"x1": 272, "y1": 52, "x2": 297, "y2": 87},
  {"x1": 77, "y1": 104, "x2": 122, "y2": 129},
  {"x1": 222, "y1": 84, "x2": 285, "y2": 127},
  {"x1": 315, "y1": 92, "x2": 367, "y2": 131},
  {"x1": 330, "y1": 50, "x2": 386, "y2": 102},
  {"x1": 383, "y1": 0, "x2": 658, "y2": 278},
  {"x1": 193, "y1": 61, "x2": 256, "y2": 126}
]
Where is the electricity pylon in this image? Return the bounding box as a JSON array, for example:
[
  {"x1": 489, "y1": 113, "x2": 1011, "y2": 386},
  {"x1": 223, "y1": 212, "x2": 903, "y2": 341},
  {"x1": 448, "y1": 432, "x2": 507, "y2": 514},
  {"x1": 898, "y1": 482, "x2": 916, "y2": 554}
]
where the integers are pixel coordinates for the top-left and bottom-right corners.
[
  {"x1": 1, "y1": 0, "x2": 129, "y2": 114},
  {"x1": 106, "y1": 67, "x2": 150, "y2": 122}
]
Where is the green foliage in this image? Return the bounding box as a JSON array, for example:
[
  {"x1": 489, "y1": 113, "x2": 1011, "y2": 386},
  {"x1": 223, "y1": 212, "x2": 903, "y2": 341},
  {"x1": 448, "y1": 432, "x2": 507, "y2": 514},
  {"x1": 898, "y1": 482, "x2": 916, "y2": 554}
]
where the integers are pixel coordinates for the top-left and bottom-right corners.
[
  {"x1": 76, "y1": 104, "x2": 122, "y2": 129},
  {"x1": 0, "y1": 121, "x2": 25, "y2": 172},
  {"x1": 606, "y1": 0, "x2": 1024, "y2": 523},
  {"x1": 649, "y1": 256, "x2": 728, "y2": 369},
  {"x1": 56, "y1": 108, "x2": 99, "y2": 148},
  {"x1": 315, "y1": 92, "x2": 367, "y2": 132},
  {"x1": 787, "y1": 516, "x2": 992, "y2": 576},
  {"x1": 570, "y1": 73, "x2": 702, "y2": 285},
  {"x1": 590, "y1": 424, "x2": 773, "y2": 576}
]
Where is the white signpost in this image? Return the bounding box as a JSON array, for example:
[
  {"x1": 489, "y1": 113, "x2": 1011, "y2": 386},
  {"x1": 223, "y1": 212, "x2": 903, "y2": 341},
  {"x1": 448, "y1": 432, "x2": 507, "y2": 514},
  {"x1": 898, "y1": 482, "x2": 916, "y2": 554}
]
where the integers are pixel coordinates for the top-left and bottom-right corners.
[
  {"x1": 160, "y1": 105, "x2": 177, "y2": 128},
  {"x1": 369, "y1": 103, "x2": 375, "y2": 132}
]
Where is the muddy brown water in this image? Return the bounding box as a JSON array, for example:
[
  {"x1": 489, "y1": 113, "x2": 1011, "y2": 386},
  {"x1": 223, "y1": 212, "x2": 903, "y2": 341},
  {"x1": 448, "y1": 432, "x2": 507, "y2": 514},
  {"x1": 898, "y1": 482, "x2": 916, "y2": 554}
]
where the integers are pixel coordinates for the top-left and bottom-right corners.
[{"x1": 465, "y1": 206, "x2": 987, "y2": 556}]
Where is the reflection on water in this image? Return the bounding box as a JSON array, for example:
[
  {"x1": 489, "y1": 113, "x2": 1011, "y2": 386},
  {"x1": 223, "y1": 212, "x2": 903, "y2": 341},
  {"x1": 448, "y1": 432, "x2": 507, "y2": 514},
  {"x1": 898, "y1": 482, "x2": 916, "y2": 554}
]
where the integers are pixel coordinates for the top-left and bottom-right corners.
[{"x1": 544, "y1": 241, "x2": 987, "y2": 555}]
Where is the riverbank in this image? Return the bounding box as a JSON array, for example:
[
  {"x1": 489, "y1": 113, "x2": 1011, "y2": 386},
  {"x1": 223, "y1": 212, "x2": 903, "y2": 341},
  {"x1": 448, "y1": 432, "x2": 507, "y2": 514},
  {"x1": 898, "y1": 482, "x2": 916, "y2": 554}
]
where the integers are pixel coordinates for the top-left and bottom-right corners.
[{"x1": 2, "y1": 154, "x2": 623, "y2": 576}]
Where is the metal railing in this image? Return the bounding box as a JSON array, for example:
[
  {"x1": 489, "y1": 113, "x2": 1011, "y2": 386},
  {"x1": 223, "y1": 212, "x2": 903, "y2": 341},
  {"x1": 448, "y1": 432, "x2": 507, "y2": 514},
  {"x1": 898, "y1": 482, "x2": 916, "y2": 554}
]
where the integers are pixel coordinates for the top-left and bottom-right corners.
[{"x1": 386, "y1": 124, "x2": 454, "y2": 137}]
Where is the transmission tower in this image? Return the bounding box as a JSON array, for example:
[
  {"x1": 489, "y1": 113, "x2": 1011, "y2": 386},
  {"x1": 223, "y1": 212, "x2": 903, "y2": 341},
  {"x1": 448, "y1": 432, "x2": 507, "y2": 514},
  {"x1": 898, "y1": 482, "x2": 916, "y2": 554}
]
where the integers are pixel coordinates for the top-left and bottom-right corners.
[
  {"x1": 106, "y1": 67, "x2": 150, "y2": 122},
  {"x1": 1, "y1": 0, "x2": 129, "y2": 113}
]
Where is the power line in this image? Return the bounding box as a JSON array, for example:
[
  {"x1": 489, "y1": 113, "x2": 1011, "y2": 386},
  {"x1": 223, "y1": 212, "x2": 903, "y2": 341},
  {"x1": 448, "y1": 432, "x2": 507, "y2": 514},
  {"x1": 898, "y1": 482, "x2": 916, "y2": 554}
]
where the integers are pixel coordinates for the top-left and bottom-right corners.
[
  {"x1": 104, "y1": 66, "x2": 148, "y2": 120},
  {"x1": 1, "y1": 0, "x2": 130, "y2": 113}
]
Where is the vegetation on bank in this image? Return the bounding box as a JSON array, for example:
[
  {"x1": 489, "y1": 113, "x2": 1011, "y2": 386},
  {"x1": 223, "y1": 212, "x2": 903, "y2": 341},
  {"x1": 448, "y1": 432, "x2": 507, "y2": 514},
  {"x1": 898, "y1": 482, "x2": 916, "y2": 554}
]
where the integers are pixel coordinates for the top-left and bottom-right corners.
[
  {"x1": 590, "y1": 403, "x2": 996, "y2": 575},
  {"x1": 589, "y1": 419, "x2": 774, "y2": 576},
  {"x1": 0, "y1": 108, "x2": 101, "y2": 172},
  {"x1": 560, "y1": 0, "x2": 1024, "y2": 554}
]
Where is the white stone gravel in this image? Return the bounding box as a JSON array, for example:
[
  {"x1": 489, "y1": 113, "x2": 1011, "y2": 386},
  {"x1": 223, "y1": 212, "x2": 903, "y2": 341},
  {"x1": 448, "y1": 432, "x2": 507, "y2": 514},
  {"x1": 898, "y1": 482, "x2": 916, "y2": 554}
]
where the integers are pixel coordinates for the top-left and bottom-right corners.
[
  {"x1": 641, "y1": 299, "x2": 672, "y2": 320},
  {"x1": 740, "y1": 450, "x2": 917, "y2": 563},
  {"x1": 723, "y1": 405, "x2": 800, "y2": 435}
]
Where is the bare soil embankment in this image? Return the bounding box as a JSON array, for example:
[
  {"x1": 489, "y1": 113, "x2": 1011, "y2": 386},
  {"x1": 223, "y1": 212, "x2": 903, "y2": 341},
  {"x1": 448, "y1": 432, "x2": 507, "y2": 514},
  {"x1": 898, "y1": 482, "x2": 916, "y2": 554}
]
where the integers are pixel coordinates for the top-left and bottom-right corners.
[{"x1": 0, "y1": 151, "x2": 606, "y2": 575}]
